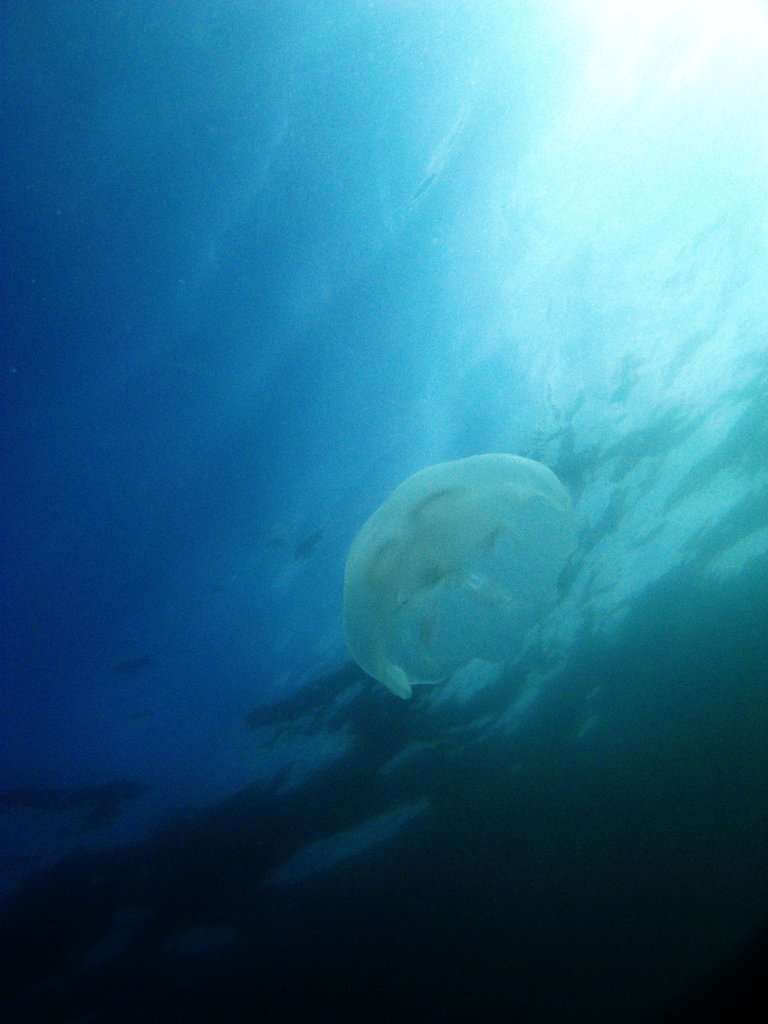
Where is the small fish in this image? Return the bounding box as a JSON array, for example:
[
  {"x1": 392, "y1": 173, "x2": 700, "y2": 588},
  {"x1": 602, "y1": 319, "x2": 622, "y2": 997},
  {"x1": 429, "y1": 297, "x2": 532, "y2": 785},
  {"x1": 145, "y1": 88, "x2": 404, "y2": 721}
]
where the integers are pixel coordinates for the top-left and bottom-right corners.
[
  {"x1": 293, "y1": 529, "x2": 323, "y2": 561},
  {"x1": 113, "y1": 656, "x2": 154, "y2": 675}
]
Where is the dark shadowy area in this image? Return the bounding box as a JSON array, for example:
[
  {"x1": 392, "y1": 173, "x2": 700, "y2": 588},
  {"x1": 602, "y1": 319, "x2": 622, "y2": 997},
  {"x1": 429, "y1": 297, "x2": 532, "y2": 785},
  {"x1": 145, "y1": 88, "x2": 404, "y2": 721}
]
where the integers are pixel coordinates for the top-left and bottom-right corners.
[
  {"x1": 0, "y1": 780, "x2": 148, "y2": 833},
  {"x1": 1, "y1": 561, "x2": 766, "y2": 1023}
]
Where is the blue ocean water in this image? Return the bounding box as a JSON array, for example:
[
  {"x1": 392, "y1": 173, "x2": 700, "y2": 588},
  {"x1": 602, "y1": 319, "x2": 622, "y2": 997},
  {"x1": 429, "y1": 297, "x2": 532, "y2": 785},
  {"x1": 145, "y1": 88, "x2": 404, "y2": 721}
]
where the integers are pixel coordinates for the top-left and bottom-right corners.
[{"x1": 2, "y1": 2, "x2": 767, "y2": 1021}]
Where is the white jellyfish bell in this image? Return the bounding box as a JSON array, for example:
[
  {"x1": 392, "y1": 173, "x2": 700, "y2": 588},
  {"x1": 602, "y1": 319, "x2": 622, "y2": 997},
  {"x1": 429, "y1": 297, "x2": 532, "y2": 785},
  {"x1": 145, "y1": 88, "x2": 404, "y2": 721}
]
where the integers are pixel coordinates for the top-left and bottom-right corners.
[{"x1": 343, "y1": 454, "x2": 576, "y2": 698}]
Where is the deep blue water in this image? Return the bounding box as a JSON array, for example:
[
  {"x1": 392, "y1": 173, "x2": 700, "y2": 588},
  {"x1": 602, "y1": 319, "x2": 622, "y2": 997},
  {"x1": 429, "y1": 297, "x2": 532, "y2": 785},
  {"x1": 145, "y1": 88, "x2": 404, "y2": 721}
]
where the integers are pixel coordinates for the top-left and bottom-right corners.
[{"x1": 2, "y1": 2, "x2": 767, "y2": 1021}]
